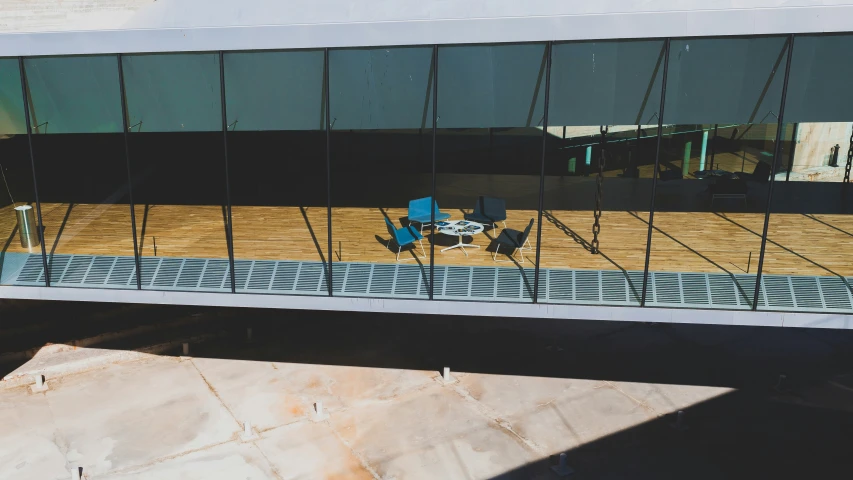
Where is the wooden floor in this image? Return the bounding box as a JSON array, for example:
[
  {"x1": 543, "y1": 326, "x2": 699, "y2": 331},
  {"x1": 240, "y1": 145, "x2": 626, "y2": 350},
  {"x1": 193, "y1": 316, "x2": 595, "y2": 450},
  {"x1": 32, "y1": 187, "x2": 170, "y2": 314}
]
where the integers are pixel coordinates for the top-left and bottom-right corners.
[{"x1": 2, "y1": 201, "x2": 852, "y2": 277}]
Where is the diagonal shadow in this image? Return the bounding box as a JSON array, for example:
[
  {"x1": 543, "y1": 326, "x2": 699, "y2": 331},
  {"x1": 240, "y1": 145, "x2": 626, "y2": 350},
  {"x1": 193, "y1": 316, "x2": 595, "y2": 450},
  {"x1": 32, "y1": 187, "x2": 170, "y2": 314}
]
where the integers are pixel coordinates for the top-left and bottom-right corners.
[
  {"x1": 544, "y1": 210, "x2": 643, "y2": 301},
  {"x1": 0, "y1": 222, "x2": 18, "y2": 281},
  {"x1": 713, "y1": 212, "x2": 852, "y2": 288},
  {"x1": 803, "y1": 213, "x2": 853, "y2": 238},
  {"x1": 48, "y1": 202, "x2": 74, "y2": 266},
  {"x1": 299, "y1": 206, "x2": 327, "y2": 267},
  {"x1": 138, "y1": 204, "x2": 150, "y2": 254},
  {"x1": 628, "y1": 211, "x2": 755, "y2": 305}
]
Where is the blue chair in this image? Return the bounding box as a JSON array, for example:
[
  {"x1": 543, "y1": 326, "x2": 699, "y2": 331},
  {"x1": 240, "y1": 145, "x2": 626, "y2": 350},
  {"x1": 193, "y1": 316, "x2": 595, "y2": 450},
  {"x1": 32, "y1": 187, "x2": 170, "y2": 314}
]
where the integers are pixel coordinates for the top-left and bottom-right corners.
[
  {"x1": 385, "y1": 217, "x2": 426, "y2": 262},
  {"x1": 492, "y1": 219, "x2": 534, "y2": 263},
  {"x1": 464, "y1": 196, "x2": 507, "y2": 230},
  {"x1": 407, "y1": 197, "x2": 451, "y2": 233}
]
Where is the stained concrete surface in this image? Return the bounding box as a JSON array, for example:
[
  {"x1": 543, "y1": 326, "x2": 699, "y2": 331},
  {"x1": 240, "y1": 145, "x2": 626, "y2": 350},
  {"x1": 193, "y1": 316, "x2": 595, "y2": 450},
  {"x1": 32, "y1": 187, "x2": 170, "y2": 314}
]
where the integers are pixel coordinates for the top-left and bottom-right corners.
[{"x1": 1, "y1": 305, "x2": 853, "y2": 479}]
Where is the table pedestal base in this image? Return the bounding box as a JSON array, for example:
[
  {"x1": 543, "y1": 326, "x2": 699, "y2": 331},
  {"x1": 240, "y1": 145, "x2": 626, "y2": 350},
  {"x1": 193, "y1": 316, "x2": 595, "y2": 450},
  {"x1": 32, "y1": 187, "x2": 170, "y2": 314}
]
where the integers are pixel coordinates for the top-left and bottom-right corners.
[{"x1": 441, "y1": 237, "x2": 480, "y2": 257}]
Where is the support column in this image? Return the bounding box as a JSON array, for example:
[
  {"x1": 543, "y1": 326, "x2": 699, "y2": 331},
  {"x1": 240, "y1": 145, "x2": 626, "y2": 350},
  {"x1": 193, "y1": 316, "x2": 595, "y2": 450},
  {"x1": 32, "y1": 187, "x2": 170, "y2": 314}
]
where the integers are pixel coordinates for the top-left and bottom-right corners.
[
  {"x1": 752, "y1": 34, "x2": 795, "y2": 310},
  {"x1": 17, "y1": 57, "x2": 50, "y2": 287},
  {"x1": 699, "y1": 130, "x2": 709, "y2": 171},
  {"x1": 640, "y1": 39, "x2": 671, "y2": 307},
  {"x1": 533, "y1": 42, "x2": 552, "y2": 303}
]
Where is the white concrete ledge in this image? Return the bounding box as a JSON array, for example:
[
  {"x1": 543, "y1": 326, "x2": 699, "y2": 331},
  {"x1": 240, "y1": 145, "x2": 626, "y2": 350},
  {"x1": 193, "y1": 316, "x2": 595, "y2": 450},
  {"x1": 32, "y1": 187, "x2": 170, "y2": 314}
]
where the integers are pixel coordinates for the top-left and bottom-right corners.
[
  {"x1": 1, "y1": 5, "x2": 852, "y2": 57},
  {"x1": 0, "y1": 285, "x2": 850, "y2": 329}
]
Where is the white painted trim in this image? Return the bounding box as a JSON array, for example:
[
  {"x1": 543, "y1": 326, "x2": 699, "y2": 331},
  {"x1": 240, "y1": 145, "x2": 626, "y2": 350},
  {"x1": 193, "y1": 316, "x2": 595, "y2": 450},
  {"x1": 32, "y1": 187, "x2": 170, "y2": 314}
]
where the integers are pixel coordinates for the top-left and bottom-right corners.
[
  {"x1": 2, "y1": 285, "x2": 851, "y2": 329},
  {"x1": 1, "y1": 6, "x2": 852, "y2": 57}
]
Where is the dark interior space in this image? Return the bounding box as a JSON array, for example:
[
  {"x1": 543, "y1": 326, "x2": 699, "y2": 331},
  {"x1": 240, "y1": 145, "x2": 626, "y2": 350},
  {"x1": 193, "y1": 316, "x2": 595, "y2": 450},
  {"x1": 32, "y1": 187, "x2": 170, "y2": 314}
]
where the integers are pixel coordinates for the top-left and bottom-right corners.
[
  {"x1": 30, "y1": 132, "x2": 129, "y2": 205},
  {"x1": 127, "y1": 131, "x2": 227, "y2": 206},
  {"x1": 0, "y1": 135, "x2": 37, "y2": 208},
  {"x1": 228, "y1": 130, "x2": 326, "y2": 207}
]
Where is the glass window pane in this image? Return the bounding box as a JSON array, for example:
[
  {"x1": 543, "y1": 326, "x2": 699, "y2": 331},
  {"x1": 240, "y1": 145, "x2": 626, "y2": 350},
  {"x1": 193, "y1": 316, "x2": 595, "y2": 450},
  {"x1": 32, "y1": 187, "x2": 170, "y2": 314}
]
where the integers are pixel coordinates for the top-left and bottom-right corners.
[
  {"x1": 24, "y1": 55, "x2": 138, "y2": 289},
  {"x1": 224, "y1": 50, "x2": 324, "y2": 131},
  {"x1": 0, "y1": 58, "x2": 43, "y2": 286},
  {"x1": 225, "y1": 50, "x2": 328, "y2": 296},
  {"x1": 540, "y1": 40, "x2": 664, "y2": 307},
  {"x1": 664, "y1": 36, "x2": 789, "y2": 125},
  {"x1": 436, "y1": 43, "x2": 545, "y2": 303},
  {"x1": 330, "y1": 46, "x2": 432, "y2": 299},
  {"x1": 24, "y1": 55, "x2": 122, "y2": 134},
  {"x1": 785, "y1": 34, "x2": 853, "y2": 123},
  {"x1": 0, "y1": 59, "x2": 26, "y2": 135},
  {"x1": 122, "y1": 53, "x2": 222, "y2": 132},
  {"x1": 549, "y1": 39, "x2": 665, "y2": 126},
  {"x1": 438, "y1": 43, "x2": 546, "y2": 129},
  {"x1": 124, "y1": 52, "x2": 230, "y2": 292},
  {"x1": 761, "y1": 33, "x2": 853, "y2": 314},
  {"x1": 648, "y1": 36, "x2": 789, "y2": 310}
]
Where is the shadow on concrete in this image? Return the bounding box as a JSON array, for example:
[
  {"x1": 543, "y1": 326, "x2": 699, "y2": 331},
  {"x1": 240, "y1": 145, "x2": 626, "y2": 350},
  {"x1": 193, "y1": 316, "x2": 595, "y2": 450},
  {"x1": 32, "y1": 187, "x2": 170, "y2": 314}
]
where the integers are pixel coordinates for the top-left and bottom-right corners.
[{"x1": 2, "y1": 301, "x2": 853, "y2": 478}]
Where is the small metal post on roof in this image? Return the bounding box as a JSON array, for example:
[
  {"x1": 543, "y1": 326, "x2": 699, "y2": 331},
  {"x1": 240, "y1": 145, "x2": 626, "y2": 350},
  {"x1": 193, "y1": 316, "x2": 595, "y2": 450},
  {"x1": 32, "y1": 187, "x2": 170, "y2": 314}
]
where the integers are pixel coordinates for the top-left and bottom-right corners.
[
  {"x1": 313, "y1": 401, "x2": 328, "y2": 421},
  {"x1": 551, "y1": 453, "x2": 574, "y2": 476},
  {"x1": 669, "y1": 410, "x2": 688, "y2": 431}
]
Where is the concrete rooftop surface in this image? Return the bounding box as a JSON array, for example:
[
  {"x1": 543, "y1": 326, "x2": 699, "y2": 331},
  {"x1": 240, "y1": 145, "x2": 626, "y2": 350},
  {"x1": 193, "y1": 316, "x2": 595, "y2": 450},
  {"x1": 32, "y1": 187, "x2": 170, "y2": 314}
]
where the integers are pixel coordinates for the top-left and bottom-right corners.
[{"x1": 1, "y1": 306, "x2": 853, "y2": 479}]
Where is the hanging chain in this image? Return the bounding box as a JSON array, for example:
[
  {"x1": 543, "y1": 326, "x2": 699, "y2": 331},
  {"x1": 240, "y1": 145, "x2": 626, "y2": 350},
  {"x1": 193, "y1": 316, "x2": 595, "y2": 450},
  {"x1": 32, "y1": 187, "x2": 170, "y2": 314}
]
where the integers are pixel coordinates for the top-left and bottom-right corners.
[
  {"x1": 592, "y1": 126, "x2": 607, "y2": 254},
  {"x1": 844, "y1": 128, "x2": 853, "y2": 184}
]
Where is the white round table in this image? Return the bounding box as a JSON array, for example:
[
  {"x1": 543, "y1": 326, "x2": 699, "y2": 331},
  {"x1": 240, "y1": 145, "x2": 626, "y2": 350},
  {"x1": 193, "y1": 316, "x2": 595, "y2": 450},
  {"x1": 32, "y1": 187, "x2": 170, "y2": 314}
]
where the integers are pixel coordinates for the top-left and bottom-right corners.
[{"x1": 436, "y1": 220, "x2": 485, "y2": 256}]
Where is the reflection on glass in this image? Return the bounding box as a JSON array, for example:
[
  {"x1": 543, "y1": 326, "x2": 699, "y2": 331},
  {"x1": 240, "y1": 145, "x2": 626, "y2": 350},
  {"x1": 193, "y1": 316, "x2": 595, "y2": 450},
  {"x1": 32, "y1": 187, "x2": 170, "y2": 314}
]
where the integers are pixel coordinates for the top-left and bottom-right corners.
[
  {"x1": 23, "y1": 55, "x2": 139, "y2": 289},
  {"x1": 760, "y1": 33, "x2": 853, "y2": 313},
  {"x1": 224, "y1": 50, "x2": 328, "y2": 296},
  {"x1": 541, "y1": 39, "x2": 664, "y2": 306},
  {"x1": 647, "y1": 36, "x2": 789, "y2": 310},
  {"x1": 330, "y1": 46, "x2": 433, "y2": 299},
  {"x1": 435, "y1": 43, "x2": 545, "y2": 303},
  {"x1": 123, "y1": 53, "x2": 231, "y2": 292},
  {"x1": 0, "y1": 58, "x2": 43, "y2": 286}
]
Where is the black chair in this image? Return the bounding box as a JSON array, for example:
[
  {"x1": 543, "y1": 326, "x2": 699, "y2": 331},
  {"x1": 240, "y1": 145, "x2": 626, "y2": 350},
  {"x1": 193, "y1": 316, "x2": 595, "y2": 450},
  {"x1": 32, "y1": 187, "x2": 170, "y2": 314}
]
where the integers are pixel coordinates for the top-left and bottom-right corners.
[
  {"x1": 493, "y1": 219, "x2": 534, "y2": 263},
  {"x1": 464, "y1": 196, "x2": 507, "y2": 230},
  {"x1": 658, "y1": 163, "x2": 683, "y2": 181},
  {"x1": 739, "y1": 160, "x2": 771, "y2": 184},
  {"x1": 709, "y1": 176, "x2": 748, "y2": 208}
]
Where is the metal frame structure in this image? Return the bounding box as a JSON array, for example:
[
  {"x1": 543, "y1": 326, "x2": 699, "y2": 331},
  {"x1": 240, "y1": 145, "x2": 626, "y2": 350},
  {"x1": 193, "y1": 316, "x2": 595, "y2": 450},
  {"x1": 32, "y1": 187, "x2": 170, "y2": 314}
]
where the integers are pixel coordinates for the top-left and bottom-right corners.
[{"x1": 4, "y1": 32, "x2": 852, "y2": 322}]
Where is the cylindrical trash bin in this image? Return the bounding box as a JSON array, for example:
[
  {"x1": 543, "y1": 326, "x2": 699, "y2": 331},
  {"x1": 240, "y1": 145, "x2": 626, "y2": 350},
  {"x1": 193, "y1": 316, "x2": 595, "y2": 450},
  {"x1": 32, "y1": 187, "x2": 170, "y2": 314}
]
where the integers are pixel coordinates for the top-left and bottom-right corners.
[{"x1": 14, "y1": 205, "x2": 40, "y2": 248}]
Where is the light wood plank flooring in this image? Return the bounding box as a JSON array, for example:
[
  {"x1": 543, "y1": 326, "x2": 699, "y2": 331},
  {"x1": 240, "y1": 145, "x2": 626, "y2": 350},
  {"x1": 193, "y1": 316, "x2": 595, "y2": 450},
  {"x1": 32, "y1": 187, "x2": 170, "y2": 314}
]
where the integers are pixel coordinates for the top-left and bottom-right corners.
[{"x1": 2, "y1": 202, "x2": 852, "y2": 277}]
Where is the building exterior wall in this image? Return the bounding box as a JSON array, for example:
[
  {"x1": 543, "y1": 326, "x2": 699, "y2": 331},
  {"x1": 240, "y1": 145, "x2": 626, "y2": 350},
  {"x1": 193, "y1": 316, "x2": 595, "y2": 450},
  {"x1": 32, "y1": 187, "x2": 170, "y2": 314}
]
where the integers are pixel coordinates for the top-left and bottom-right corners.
[{"x1": 0, "y1": 4, "x2": 851, "y2": 326}]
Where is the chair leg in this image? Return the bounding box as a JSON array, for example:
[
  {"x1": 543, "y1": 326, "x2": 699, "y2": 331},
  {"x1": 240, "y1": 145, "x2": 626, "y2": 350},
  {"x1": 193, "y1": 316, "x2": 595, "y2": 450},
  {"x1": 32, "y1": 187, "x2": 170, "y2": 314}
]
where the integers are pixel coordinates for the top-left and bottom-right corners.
[
  {"x1": 396, "y1": 246, "x2": 402, "y2": 262},
  {"x1": 519, "y1": 247, "x2": 525, "y2": 264},
  {"x1": 502, "y1": 221, "x2": 507, "y2": 229},
  {"x1": 418, "y1": 239, "x2": 426, "y2": 259},
  {"x1": 493, "y1": 244, "x2": 500, "y2": 261}
]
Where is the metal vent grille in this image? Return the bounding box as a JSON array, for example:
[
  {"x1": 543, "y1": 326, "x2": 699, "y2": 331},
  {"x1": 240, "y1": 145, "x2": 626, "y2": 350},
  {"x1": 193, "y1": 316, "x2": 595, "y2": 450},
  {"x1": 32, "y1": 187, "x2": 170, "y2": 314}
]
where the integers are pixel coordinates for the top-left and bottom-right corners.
[{"x1": 7, "y1": 254, "x2": 853, "y2": 313}]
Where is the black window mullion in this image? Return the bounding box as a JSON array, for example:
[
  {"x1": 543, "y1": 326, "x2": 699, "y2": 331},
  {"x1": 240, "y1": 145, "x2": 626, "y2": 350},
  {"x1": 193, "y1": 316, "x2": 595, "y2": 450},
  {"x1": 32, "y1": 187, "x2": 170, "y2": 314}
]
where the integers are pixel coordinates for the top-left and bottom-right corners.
[
  {"x1": 533, "y1": 41, "x2": 552, "y2": 303},
  {"x1": 116, "y1": 53, "x2": 143, "y2": 290},
  {"x1": 324, "y1": 48, "x2": 333, "y2": 297},
  {"x1": 429, "y1": 45, "x2": 438, "y2": 300},
  {"x1": 640, "y1": 38, "x2": 671, "y2": 306},
  {"x1": 752, "y1": 34, "x2": 795, "y2": 310},
  {"x1": 17, "y1": 57, "x2": 50, "y2": 287},
  {"x1": 219, "y1": 51, "x2": 237, "y2": 293}
]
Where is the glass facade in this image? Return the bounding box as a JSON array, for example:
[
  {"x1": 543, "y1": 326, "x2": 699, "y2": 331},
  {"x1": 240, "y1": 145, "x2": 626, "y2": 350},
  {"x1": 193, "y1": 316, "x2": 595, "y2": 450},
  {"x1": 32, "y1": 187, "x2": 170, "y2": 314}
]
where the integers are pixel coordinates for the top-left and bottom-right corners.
[
  {"x1": 0, "y1": 32, "x2": 851, "y2": 316},
  {"x1": 0, "y1": 58, "x2": 43, "y2": 286},
  {"x1": 224, "y1": 50, "x2": 328, "y2": 295},
  {"x1": 330, "y1": 46, "x2": 433, "y2": 299},
  {"x1": 435, "y1": 43, "x2": 545, "y2": 302},
  {"x1": 541, "y1": 39, "x2": 663, "y2": 306},
  {"x1": 123, "y1": 53, "x2": 231, "y2": 292}
]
